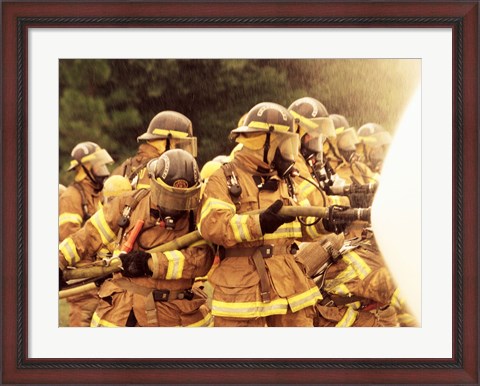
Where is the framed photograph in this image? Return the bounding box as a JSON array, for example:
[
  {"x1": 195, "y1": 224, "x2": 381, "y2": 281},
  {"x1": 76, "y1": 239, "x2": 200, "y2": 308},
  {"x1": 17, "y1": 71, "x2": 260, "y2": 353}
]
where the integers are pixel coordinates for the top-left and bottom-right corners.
[{"x1": 2, "y1": 1, "x2": 478, "y2": 384}]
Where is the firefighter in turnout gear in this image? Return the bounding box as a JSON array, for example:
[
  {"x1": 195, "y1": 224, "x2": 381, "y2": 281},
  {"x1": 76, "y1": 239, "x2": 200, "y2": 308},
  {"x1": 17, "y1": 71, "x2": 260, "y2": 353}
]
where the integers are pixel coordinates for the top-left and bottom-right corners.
[
  {"x1": 357, "y1": 122, "x2": 393, "y2": 173},
  {"x1": 58, "y1": 141, "x2": 114, "y2": 326},
  {"x1": 199, "y1": 102, "x2": 341, "y2": 327},
  {"x1": 59, "y1": 142, "x2": 114, "y2": 242},
  {"x1": 112, "y1": 111, "x2": 198, "y2": 189},
  {"x1": 59, "y1": 149, "x2": 214, "y2": 327}
]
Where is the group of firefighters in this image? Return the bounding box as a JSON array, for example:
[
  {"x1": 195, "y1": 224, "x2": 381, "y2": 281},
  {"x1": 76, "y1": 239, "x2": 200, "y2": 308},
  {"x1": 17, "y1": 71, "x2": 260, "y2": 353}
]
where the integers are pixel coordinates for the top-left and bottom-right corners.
[{"x1": 58, "y1": 97, "x2": 417, "y2": 328}]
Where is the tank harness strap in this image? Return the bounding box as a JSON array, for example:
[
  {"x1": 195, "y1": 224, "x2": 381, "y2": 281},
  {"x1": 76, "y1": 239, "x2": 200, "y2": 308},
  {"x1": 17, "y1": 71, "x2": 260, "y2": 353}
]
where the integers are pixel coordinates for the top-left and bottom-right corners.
[
  {"x1": 116, "y1": 189, "x2": 150, "y2": 247},
  {"x1": 114, "y1": 278, "x2": 194, "y2": 326},
  {"x1": 223, "y1": 244, "x2": 296, "y2": 304},
  {"x1": 73, "y1": 182, "x2": 91, "y2": 221},
  {"x1": 221, "y1": 163, "x2": 242, "y2": 211}
]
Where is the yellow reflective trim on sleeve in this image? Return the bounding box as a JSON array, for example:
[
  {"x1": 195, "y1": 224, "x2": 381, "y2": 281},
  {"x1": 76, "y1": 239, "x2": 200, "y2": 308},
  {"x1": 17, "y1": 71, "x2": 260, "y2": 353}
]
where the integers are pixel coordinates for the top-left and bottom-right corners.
[
  {"x1": 328, "y1": 283, "x2": 351, "y2": 297},
  {"x1": 390, "y1": 288, "x2": 405, "y2": 309},
  {"x1": 263, "y1": 221, "x2": 302, "y2": 240},
  {"x1": 336, "y1": 306, "x2": 358, "y2": 327},
  {"x1": 305, "y1": 218, "x2": 323, "y2": 239},
  {"x1": 90, "y1": 312, "x2": 120, "y2": 327},
  {"x1": 298, "y1": 180, "x2": 317, "y2": 197},
  {"x1": 164, "y1": 250, "x2": 186, "y2": 279},
  {"x1": 397, "y1": 313, "x2": 417, "y2": 326},
  {"x1": 59, "y1": 212, "x2": 83, "y2": 226},
  {"x1": 229, "y1": 214, "x2": 253, "y2": 243},
  {"x1": 200, "y1": 197, "x2": 235, "y2": 222},
  {"x1": 212, "y1": 298, "x2": 289, "y2": 318},
  {"x1": 59, "y1": 237, "x2": 81, "y2": 266},
  {"x1": 90, "y1": 210, "x2": 116, "y2": 245},
  {"x1": 343, "y1": 250, "x2": 371, "y2": 280},
  {"x1": 152, "y1": 128, "x2": 190, "y2": 138},
  {"x1": 324, "y1": 265, "x2": 358, "y2": 291},
  {"x1": 329, "y1": 195, "x2": 342, "y2": 205},
  {"x1": 187, "y1": 312, "x2": 214, "y2": 327},
  {"x1": 288, "y1": 286, "x2": 323, "y2": 313}
]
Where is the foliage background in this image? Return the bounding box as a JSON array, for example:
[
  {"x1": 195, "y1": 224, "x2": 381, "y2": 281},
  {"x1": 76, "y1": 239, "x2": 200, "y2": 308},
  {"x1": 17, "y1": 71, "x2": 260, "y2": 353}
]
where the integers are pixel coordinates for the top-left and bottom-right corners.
[{"x1": 59, "y1": 59, "x2": 420, "y2": 185}]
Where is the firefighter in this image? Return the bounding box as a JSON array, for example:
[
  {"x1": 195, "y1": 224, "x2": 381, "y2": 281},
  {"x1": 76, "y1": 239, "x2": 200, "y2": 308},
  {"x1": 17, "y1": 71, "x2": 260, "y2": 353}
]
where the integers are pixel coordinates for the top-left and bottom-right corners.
[
  {"x1": 199, "y1": 102, "x2": 341, "y2": 327},
  {"x1": 59, "y1": 149, "x2": 214, "y2": 327},
  {"x1": 112, "y1": 110, "x2": 197, "y2": 189},
  {"x1": 357, "y1": 122, "x2": 393, "y2": 173},
  {"x1": 288, "y1": 100, "x2": 400, "y2": 327},
  {"x1": 59, "y1": 141, "x2": 113, "y2": 242}
]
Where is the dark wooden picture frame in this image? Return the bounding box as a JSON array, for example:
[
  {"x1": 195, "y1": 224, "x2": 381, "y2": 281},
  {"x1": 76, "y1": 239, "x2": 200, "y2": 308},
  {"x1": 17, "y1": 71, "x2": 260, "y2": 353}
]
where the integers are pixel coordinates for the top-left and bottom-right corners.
[{"x1": 2, "y1": 1, "x2": 478, "y2": 384}]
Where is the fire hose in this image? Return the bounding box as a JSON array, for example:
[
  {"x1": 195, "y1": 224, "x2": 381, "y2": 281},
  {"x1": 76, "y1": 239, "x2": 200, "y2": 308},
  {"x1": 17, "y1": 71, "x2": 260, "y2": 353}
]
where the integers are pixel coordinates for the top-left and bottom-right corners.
[{"x1": 59, "y1": 206, "x2": 370, "y2": 298}]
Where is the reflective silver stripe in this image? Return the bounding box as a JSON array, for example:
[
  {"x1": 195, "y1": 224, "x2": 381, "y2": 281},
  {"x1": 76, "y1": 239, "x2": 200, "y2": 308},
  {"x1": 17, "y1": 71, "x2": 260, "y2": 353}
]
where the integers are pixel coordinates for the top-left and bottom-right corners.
[
  {"x1": 343, "y1": 251, "x2": 371, "y2": 279},
  {"x1": 90, "y1": 210, "x2": 116, "y2": 245},
  {"x1": 59, "y1": 238, "x2": 81, "y2": 265},
  {"x1": 59, "y1": 212, "x2": 83, "y2": 226},
  {"x1": 200, "y1": 198, "x2": 235, "y2": 220},
  {"x1": 336, "y1": 306, "x2": 358, "y2": 327},
  {"x1": 187, "y1": 312, "x2": 213, "y2": 327},
  {"x1": 230, "y1": 214, "x2": 253, "y2": 242},
  {"x1": 324, "y1": 265, "x2": 358, "y2": 291},
  {"x1": 212, "y1": 299, "x2": 289, "y2": 318},
  {"x1": 264, "y1": 221, "x2": 302, "y2": 240},
  {"x1": 164, "y1": 250, "x2": 185, "y2": 279},
  {"x1": 288, "y1": 287, "x2": 323, "y2": 313}
]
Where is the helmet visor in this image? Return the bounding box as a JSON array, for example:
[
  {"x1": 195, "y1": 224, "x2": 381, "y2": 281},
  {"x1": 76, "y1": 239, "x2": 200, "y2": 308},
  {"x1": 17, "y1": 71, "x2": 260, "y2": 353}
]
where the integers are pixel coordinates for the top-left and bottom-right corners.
[
  {"x1": 150, "y1": 177, "x2": 201, "y2": 211},
  {"x1": 337, "y1": 128, "x2": 360, "y2": 151},
  {"x1": 310, "y1": 117, "x2": 336, "y2": 139},
  {"x1": 361, "y1": 131, "x2": 392, "y2": 147},
  {"x1": 301, "y1": 132, "x2": 326, "y2": 155},
  {"x1": 171, "y1": 137, "x2": 198, "y2": 157},
  {"x1": 274, "y1": 132, "x2": 299, "y2": 162}
]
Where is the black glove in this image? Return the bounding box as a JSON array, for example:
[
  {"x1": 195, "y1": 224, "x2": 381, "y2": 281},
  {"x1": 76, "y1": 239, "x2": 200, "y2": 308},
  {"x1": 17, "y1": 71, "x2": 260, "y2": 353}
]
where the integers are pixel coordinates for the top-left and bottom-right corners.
[
  {"x1": 59, "y1": 268, "x2": 67, "y2": 289},
  {"x1": 259, "y1": 200, "x2": 295, "y2": 235},
  {"x1": 119, "y1": 250, "x2": 152, "y2": 278},
  {"x1": 322, "y1": 205, "x2": 347, "y2": 235}
]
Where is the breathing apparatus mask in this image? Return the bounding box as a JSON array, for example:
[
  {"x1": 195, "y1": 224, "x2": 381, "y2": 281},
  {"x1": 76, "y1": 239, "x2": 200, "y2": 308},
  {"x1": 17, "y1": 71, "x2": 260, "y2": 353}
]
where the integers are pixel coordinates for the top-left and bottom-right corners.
[{"x1": 147, "y1": 149, "x2": 201, "y2": 230}]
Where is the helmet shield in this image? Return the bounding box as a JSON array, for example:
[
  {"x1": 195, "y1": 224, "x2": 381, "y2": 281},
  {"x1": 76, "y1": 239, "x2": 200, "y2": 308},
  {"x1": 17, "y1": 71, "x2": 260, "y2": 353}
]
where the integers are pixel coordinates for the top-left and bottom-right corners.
[
  {"x1": 360, "y1": 131, "x2": 392, "y2": 147},
  {"x1": 273, "y1": 132, "x2": 299, "y2": 163},
  {"x1": 310, "y1": 117, "x2": 336, "y2": 139},
  {"x1": 171, "y1": 137, "x2": 198, "y2": 157},
  {"x1": 301, "y1": 132, "x2": 325, "y2": 159},
  {"x1": 336, "y1": 128, "x2": 360, "y2": 151},
  {"x1": 150, "y1": 177, "x2": 200, "y2": 211}
]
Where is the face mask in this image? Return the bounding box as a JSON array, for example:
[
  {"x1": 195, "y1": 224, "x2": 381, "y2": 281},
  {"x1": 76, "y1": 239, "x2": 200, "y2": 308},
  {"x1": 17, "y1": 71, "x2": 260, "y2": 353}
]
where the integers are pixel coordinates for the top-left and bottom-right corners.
[{"x1": 272, "y1": 148, "x2": 295, "y2": 177}]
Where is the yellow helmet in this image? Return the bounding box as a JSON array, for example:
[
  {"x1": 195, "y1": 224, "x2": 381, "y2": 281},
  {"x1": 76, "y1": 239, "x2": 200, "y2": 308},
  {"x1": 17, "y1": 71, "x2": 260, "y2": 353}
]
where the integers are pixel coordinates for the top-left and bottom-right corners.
[{"x1": 102, "y1": 175, "x2": 132, "y2": 199}]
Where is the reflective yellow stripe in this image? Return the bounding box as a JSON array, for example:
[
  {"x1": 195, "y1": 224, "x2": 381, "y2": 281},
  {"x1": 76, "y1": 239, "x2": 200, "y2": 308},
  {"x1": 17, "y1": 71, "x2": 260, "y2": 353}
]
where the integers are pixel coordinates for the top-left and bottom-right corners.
[
  {"x1": 152, "y1": 128, "x2": 189, "y2": 138},
  {"x1": 336, "y1": 306, "x2": 358, "y2": 327},
  {"x1": 212, "y1": 298, "x2": 289, "y2": 318},
  {"x1": 263, "y1": 221, "x2": 302, "y2": 240},
  {"x1": 391, "y1": 288, "x2": 404, "y2": 309},
  {"x1": 90, "y1": 312, "x2": 120, "y2": 327},
  {"x1": 90, "y1": 210, "x2": 116, "y2": 245},
  {"x1": 397, "y1": 313, "x2": 417, "y2": 326},
  {"x1": 187, "y1": 312, "x2": 213, "y2": 327},
  {"x1": 343, "y1": 251, "x2": 371, "y2": 280},
  {"x1": 229, "y1": 214, "x2": 253, "y2": 242},
  {"x1": 329, "y1": 195, "x2": 342, "y2": 205},
  {"x1": 329, "y1": 283, "x2": 351, "y2": 297},
  {"x1": 298, "y1": 180, "x2": 317, "y2": 197},
  {"x1": 248, "y1": 121, "x2": 290, "y2": 132},
  {"x1": 288, "y1": 286, "x2": 323, "y2": 313},
  {"x1": 59, "y1": 237, "x2": 81, "y2": 266},
  {"x1": 59, "y1": 212, "x2": 83, "y2": 226},
  {"x1": 325, "y1": 265, "x2": 358, "y2": 291},
  {"x1": 164, "y1": 250, "x2": 185, "y2": 279},
  {"x1": 305, "y1": 218, "x2": 323, "y2": 239},
  {"x1": 200, "y1": 198, "x2": 235, "y2": 223},
  {"x1": 136, "y1": 183, "x2": 151, "y2": 190}
]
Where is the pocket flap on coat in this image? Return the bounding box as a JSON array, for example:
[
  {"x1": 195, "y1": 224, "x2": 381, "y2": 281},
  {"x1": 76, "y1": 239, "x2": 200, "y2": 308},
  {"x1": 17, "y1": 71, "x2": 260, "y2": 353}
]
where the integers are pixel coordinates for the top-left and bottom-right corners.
[{"x1": 209, "y1": 256, "x2": 260, "y2": 288}]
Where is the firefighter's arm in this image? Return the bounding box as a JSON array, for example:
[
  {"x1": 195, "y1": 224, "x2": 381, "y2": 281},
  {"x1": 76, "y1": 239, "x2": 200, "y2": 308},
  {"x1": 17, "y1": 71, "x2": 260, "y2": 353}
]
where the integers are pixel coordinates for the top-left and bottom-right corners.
[
  {"x1": 58, "y1": 188, "x2": 84, "y2": 242},
  {"x1": 148, "y1": 239, "x2": 215, "y2": 280},
  {"x1": 59, "y1": 199, "x2": 122, "y2": 270},
  {"x1": 294, "y1": 179, "x2": 335, "y2": 242},
  {"x1": 197, "y1": 172, "x2": 263, "y2": 247}
]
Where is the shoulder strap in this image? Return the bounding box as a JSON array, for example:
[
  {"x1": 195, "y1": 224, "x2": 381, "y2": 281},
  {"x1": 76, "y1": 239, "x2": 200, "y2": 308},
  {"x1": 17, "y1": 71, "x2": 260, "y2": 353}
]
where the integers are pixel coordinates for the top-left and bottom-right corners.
[
  {"x1": 221, "y1": 163, "x2": 242, "y2": 210},
  {"x1": 72, "y1": 182, "x2": 91, "y2": 221}
]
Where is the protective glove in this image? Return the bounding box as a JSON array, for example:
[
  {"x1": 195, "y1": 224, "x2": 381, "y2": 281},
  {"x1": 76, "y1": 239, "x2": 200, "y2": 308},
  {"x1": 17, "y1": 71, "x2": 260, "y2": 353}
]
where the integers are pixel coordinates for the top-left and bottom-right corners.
[
  {"x1": 59, "y1": 268, "x2": 67, "y2": 289},
  {"x1": 259, "y1": 199, "x2": 295, "y2": 235},
  {"x1": 119, "y1": 250, "x2": 152, "y2": 277}
]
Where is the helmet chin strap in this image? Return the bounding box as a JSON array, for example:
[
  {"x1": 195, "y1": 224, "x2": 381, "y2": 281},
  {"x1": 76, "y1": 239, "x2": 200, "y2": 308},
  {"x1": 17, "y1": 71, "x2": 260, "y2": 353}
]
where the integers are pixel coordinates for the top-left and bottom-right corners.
[
  {"x1": 262, "y1": 132, "x2": 271, "y2": 164},
  {"x1": 81, "y1": 164, "x2": 103, "y2": 191}
]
